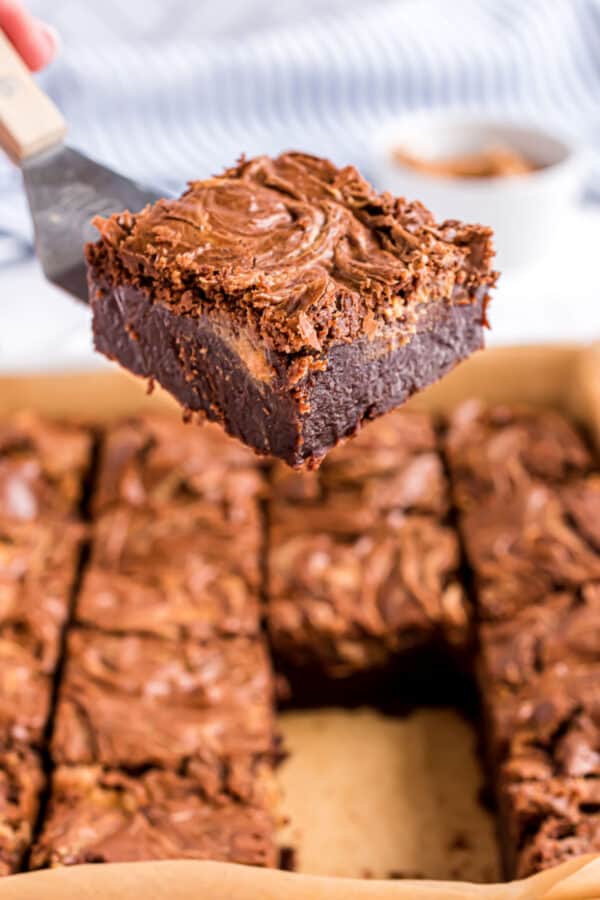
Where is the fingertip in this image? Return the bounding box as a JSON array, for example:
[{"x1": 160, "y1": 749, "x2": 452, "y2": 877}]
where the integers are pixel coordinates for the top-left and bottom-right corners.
[
  {"x1": 29, "y1": 22, "x2": 60, "y2": 71},
  {"x1": 0, "y1": 1, "x2": 60, "y2": 71}
]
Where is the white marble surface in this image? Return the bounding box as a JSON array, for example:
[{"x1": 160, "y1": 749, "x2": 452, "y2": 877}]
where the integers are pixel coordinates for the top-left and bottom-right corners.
[{"x1": 0, "y1": 205, "x2": 598, "y2": 374}]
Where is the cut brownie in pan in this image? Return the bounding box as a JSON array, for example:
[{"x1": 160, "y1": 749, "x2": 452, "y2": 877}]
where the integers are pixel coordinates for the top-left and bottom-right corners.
[
  {"x1": 87, "y1": 152, "x2": 496, "y2": 467},
  {"x1": 52, "y1": 629, "x2": 275, "y2": 769},
  {"x1": 0, "y1": 414, "x2": 91, "y2": 522},
  {"x1": 445, "y1": 402, "x2": 600, "y2": 621},
  {"x1": 270, "y1": 409, "x2": 449, "y2": 518},
  {"x1": 31, "y1": 764, "x2": 278, "y2": 869},
  {"x1": 0, "y1": 638, "x2": 53, "y2": 746},
  {"x1": 268, "y1": 517, "x2": 468, "y2": 677},
  {"x1": 92, "y1": 414, "x2": 260, "y2": 514},
  {"x1": 78, "y1": 504, "x2": 261, "y2": 639},
  {"x1": 478, "y1": 585, "x2": 600, "y2": 693},
  {"x1": 445, "y1": 400, "x2": 593, "y2": 505},
  {"x1": 267, "y1": 411, "x2": 468, "y2": 677},
  {"x1": 0, "y1": 744, "x2": 44, "y2": 876},
  {"x1": 0, "y1": 521, "x2": 84, "y2": 671},
  {"x1": 501, "y1": 777, "x2": 600, "y2": 878},
  {"x1": 445, "y1": 401, "x2": 600, "y2": 878},
  {"x1": 76, "y1": 568, "x2": 260, "y2": 641}
]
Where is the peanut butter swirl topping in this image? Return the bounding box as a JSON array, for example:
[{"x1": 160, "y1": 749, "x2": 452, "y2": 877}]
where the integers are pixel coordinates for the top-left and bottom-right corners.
[{"x1": 89, "y1": 152, "x2": 497, "y2": 355}]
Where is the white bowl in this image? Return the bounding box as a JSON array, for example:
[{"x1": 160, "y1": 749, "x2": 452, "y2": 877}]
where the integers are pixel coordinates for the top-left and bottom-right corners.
[{"x1": 371, "y1": 113, "x2": 583, "y2": 271}]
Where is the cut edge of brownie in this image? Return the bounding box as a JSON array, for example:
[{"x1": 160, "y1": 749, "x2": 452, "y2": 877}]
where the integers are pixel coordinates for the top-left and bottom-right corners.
[{"x1": 89, "y1": 277, "x2": 489, "y2": 467}]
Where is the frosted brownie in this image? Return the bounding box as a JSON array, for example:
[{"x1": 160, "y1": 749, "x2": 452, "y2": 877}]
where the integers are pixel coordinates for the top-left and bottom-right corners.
[
  {"x1": 87, "y1": 152, "x2": 496, "y2": 467},
  {"x1": 51, "y1": 629, "x2": 275, "y2": 770},
  {"x1": 0, "y1": 744, "x2": 44, "y2": 876},
  {"x1": 32, "y1": 764, "x2": 277, "y2": 869},
  {"x1": 267, "y1": 412, "x2": 469, "y2": 677}
]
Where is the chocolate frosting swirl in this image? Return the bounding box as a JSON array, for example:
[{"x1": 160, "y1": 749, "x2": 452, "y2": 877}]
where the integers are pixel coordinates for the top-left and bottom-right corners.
[{"x1": 89, "y1": 152, "x2": 496, "y2": 355}]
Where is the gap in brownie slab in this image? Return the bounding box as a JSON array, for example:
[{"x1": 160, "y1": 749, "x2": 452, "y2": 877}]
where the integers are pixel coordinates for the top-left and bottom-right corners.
[
  {"x1": 275, "y1": 704, "x2": 500, "y2": 882},
  {"x1": 271, "y1": 637, "x2": 500, "y2": 880},
  {"x1": 21, "y1": 431, "x2": 102, "y2": 872}
]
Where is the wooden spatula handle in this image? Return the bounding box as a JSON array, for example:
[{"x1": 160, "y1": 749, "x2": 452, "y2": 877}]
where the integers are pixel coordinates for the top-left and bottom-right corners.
[{"x1": 0, "y1": 28, "x2": 65, "y2": 164}]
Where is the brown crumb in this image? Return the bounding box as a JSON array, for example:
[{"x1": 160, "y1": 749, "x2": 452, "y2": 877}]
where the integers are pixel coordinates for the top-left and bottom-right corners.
[{"x1": 278, "y1": 846, "x2": 297, "y2": 871}]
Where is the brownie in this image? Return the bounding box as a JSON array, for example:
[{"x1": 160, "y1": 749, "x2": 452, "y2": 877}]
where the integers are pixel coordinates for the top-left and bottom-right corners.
[
  {"x1": 78, "y1": 482, "x2": 262, "y2": 639},
  {"x1": 460, "y1": 481, "x2": 600, "y2": 621},
  {"x1": 270, "y1": 410, "x2": 449, "y2": 519},
  {"x1": 445, "y1": 403, "x2": 600, "y2": 621},
  {"x1": 88, "y1": 502, "x2": 261, "y2": 583},
  {"x1": 86, "y1": 152, "x2": 496, "y2": 467},
  {"x1": 0, "y1": 414, "x2": 91, "y2": 521},
  {"x1": 31, "y1": 764, "x2": 277, "y2": 869},
  {"x1": 445, "y1": 401, "x2": 593, "y2": 505},
  {"x1": 92, "y1": 414, "x2": 260, "y2": 514},
  {"x1": 0, "y1": 520, "x2": 84, "y2": 670},
  {"x1": 77, "y1": 501, "x2": 262, "y2": 640},
  {"x1": 501, "y1": 777, "x2": 600, "y2": 878},
  {"x1": 76, "y1": 568, "x2": 260, "y2": 641},
  {"x1": 0, "y1": 636, "x2": 54, "y2": 746},
  {"x1": 268, "y1": 517, "x2": 468, "y2": 677},
  {"x1": 0, "y1": 744, "x2": 44, "y2": 876},
  {"x1": 267, "y1": 410, "x2": 467, "y2": 676},
  {"x1": 52, "y1": 629, "x2": 275, "y2": 769},
  {"x1": 478, "y1": 585, "x2": 600, "y2": 692}
]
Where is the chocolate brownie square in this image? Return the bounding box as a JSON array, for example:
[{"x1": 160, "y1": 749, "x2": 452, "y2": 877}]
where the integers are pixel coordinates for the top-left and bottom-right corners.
[
  {"x1": 270, "y1": 410, "x2": 449, "y2": 519},
  {"x1": 88, "y1": 502, "x2": 261, "y2": 584},
  {"x1": 52, "y1": 629, "x2": 274, "y2": 769},
  {"x1": 93, "y1": 414, "x2": 260, "y2": 514},
  {"x1": 454, "y1": 479, "x2": 600, "y2": 621},
  {"x1": 445, "y1": 401, "x2": 593, "y2": 507},
  {"x1": 500, "y1": 777, "x2": 600, "y2": 878},
  {"x1": 77, "y1": 502, "x2": 261, "y2": 639},
  {"x1": 484, "y1": 667, "x2": 600, "y2": 778},
  {"x1": 267, "y1": 411, "x2": 467, "y2": 676},
  {"x1": 31, "y1": 763, "x2": 277, "y2": 869},
  {"x1": 76, "y1": 568, "x2": 260, "y2": 641},
  {"x1": 87, "y1": 152, "x2": 496, "y2": 467},
  {"x1": 0, "y1": 414, "x2": 91, "y2": 522},
  {"x1": 0, "y1": 638, "x2": 53, "y2": 746},
  {"x1": 0, "y1": 520, "x2": 84, "y2": 670},
  {"x1": 0, "y1": 744, "x2": 44, "y2": 876},
  {"x1": 478, "y1": 585, "x2": 600, "y2": 692},
  {"x1": 268, "y1": 516, "x2": 468, "y2": 677}
]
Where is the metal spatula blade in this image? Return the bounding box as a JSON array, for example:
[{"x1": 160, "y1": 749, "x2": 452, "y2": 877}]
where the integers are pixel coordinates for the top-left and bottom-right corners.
[
  {"x1": 22, "y1": 145, "x2": 163, "y2": 302},
  {"x1": 0, "y1": 30, "x2": 161, "y2": 303}
]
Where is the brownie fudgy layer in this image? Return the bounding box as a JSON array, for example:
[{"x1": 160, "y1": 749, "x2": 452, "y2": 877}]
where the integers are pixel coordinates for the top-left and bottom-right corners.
[{"x1": 87, "y1": 152, "x2": 496, "y2": 466}]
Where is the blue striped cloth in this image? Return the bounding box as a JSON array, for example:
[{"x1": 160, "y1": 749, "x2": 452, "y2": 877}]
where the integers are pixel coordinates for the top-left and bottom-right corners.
[{"x1": 1, "y1": 0, "x2": 599, "y2": 260}]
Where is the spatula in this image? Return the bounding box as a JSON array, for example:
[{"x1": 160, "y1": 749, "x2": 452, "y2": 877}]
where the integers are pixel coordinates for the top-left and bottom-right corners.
[{"x1": 0, "y1": 29, "x2": 162, "y2": 302}]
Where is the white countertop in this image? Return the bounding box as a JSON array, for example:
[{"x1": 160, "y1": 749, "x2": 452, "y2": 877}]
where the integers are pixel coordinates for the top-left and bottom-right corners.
[{"x1": 1, "y1": 206, "x2": 598, "y2": 374}]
